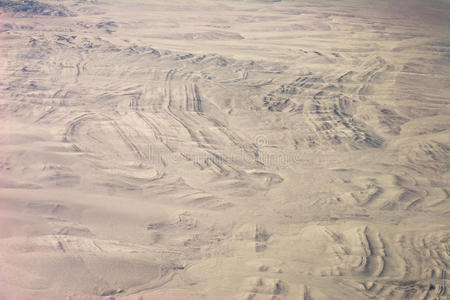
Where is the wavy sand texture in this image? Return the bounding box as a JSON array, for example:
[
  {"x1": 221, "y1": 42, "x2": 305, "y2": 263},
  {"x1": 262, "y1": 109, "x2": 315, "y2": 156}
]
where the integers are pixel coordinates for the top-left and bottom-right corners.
[{"x1": 0, "y1": 0, "x2": 449, "y2": 299}]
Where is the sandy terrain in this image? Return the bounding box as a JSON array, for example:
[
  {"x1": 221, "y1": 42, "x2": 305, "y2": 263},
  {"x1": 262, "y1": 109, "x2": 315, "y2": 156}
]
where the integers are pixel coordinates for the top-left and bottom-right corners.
[{"x1": 0, "y1": 0, "x2": 449, "y2": 299}]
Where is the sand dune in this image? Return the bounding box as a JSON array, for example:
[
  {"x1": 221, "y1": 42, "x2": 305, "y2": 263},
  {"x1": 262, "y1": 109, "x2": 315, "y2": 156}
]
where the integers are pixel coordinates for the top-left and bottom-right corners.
[{"x1": 0, "y1": 0, "x2": 449, "y2": 299}]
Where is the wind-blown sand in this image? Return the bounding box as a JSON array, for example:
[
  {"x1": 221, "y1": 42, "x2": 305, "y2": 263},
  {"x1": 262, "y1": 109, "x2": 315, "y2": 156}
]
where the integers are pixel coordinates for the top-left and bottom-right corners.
[{"x1": 0, "y1": 0, "x2": 449, "y2": 299}]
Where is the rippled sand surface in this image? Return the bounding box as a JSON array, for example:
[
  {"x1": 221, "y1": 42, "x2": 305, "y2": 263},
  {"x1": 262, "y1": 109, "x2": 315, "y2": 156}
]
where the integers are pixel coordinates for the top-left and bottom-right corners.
[{"x1": 1, "y1": 0, "x2": 449, "y2": 299}]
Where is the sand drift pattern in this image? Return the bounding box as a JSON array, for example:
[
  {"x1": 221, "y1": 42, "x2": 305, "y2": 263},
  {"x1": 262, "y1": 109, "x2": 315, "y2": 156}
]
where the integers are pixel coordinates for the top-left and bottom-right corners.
[{"x1": 0, "y1": 0, "x2": 449, "y2": 299}]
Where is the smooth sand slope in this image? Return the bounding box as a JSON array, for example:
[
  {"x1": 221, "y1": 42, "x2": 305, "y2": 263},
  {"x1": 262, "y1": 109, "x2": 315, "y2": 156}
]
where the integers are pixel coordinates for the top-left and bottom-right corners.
[{"x1": 0, "y1": 0, "x2": 449, "y2": 299}]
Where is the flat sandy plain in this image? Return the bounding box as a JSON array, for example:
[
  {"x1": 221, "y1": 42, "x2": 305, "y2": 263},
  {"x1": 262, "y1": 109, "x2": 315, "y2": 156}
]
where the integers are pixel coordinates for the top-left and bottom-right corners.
[{"x1": 0, "y1": 0, "x2": 449, "y2": 299}]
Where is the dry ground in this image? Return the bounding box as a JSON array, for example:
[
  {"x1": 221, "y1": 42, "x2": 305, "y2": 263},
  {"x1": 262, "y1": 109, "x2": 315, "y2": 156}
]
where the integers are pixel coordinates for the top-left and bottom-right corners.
[{"x1": 0, "y1": 0, "x2": 449, "y2": 299}]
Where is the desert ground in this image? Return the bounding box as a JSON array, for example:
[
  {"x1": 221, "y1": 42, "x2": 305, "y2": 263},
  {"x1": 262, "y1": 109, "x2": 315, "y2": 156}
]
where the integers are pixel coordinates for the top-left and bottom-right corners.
[{"x1": 0, "y1": 0, "x2": 449, "y2": 299}]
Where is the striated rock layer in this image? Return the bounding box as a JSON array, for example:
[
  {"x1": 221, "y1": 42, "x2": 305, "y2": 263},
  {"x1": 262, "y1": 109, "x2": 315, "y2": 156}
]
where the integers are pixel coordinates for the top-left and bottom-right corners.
[{"x1": 0, "y1": 0, "x2": 449, "y2": 299}]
